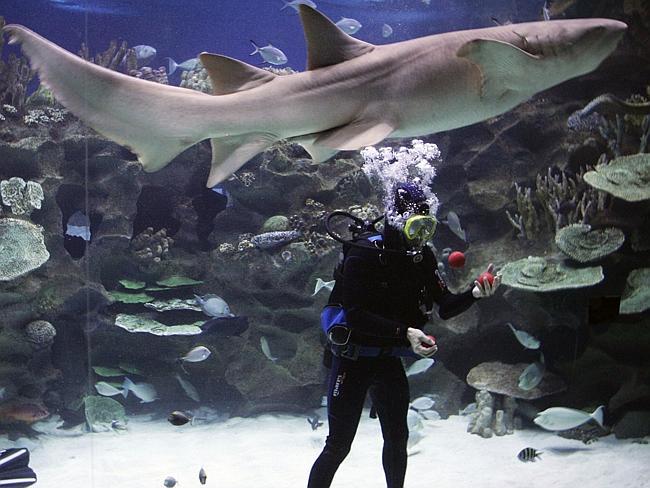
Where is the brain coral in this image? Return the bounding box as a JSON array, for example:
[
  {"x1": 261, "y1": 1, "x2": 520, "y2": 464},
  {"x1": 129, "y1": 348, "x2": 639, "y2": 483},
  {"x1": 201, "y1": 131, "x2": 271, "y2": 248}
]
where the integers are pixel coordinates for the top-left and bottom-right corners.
[{"x1": 0, "y1": 218, "x2": 50, "y2": 281}]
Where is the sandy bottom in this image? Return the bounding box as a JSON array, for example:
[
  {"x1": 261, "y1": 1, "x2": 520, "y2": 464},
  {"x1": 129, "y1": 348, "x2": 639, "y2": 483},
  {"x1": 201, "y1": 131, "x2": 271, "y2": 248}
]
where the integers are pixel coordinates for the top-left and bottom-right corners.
[{"x1": 2, "y1": 412, "x2": 649, "y2": 488}]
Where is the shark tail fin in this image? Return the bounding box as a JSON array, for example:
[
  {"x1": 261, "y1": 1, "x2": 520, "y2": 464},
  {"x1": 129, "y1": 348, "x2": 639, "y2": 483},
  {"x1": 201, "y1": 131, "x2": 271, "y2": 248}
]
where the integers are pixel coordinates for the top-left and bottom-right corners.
[
  {"x1": 3, "y1": 24, "x2": 212, "y2": 174},
  {"x1": 590, "y1": 405, "x2": 605, "y2": 427}
]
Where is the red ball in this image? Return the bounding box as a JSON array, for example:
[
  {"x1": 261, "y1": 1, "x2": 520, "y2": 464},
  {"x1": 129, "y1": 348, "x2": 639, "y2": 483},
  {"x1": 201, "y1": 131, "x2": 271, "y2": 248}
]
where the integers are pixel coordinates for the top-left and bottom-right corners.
[
  {"x1": 477, "y1": 272, "x2": 495, "y2": 286},
  {"x1": 448, "y1": 251, "x2": 465, "y2": 269}
]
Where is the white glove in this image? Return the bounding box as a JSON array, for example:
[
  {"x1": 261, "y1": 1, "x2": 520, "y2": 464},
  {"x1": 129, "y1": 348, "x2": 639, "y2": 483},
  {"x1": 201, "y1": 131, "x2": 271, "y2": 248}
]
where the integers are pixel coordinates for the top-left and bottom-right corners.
[
  {"x1": 406, "y1": 328, "x2": 437, "y2": 358},
  {"x1": 472, "y1": 263, "x2": 502, "y2": 299}
]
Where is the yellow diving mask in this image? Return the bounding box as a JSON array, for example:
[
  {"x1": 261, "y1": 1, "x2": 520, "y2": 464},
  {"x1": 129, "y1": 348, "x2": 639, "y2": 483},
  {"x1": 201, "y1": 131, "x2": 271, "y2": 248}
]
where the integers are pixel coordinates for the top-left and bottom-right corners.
[{"x1": 403, "y1": 214, "x2": 437, "y2": 243}]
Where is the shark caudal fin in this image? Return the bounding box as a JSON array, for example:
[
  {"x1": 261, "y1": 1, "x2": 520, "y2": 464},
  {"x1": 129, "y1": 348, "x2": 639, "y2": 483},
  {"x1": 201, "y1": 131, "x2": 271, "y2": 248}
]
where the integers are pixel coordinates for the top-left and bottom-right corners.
[{"x1": 3, "y1": 25, "x2": 212, "y2": 173}]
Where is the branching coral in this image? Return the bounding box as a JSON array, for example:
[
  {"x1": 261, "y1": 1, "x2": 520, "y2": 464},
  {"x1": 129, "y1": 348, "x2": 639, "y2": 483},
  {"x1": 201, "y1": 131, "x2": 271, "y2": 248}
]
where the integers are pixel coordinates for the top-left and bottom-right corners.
[{"x1": 78, "y1": 39, "x2": 137, "y2": 72}]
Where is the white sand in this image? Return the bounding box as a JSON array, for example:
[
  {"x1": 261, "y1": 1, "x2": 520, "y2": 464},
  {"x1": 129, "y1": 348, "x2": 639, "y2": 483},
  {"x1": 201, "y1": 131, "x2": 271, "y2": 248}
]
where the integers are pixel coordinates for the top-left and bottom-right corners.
[{"x1": 3, "y1": 413, "x2": 648, "y2": 488}]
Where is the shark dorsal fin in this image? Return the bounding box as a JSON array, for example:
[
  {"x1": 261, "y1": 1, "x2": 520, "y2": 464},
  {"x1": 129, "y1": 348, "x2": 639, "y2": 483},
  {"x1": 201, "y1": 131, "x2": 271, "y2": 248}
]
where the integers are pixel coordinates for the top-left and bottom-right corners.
[
  {"x1": 298, "y1": 5, "x2": 375, "y2": 70},
  {"x1": 199, "y1": 53, "x2": 277, "y2": 95}
]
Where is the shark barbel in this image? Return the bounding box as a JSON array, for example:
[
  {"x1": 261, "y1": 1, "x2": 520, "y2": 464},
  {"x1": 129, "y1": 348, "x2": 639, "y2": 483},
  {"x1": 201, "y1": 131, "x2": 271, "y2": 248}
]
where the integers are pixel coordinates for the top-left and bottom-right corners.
[{"x1": 3, "y1": 6, "x2": 626, "y2": 187}]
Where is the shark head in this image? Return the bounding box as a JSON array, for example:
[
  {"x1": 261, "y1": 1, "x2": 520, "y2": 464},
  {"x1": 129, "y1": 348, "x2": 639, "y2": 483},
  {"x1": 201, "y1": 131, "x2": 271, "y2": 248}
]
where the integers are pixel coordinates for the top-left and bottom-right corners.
[{"x1": 514, "y1": 18, "x2": 627, "y2": 87}]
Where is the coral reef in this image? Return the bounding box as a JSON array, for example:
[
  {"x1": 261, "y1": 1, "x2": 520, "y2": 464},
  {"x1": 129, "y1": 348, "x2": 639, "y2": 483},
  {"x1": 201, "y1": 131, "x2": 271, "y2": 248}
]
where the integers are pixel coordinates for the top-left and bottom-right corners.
[
  {"x1": 130, "y1": 227, "x2": 174, "y2": 263},
  {"x1": 0, "y1": 16, "x2": 34, "y2": 111},
  {"x1": 0, "y1": 177, "x2": 44, "y2": 215},
  {"x1": 78, "y1": 40, "x2": 136, "y2": 72},
  {"x1": 114, "y1": 314, "x2": 203, "y2": 336},
  {"x1": 23, "y1": 107, "x2": 68, "y2": 126},
  {"x1": 500, "y1": 256, "x2": 604, "y2": 292},
  {"x1": 128, "y1": 66, "x2": 169, "y2": 84},
  {"x1": 0, "y1": 218, "x2": 50, "y2": 281},
  {"x1": 180, "y1": 63, "x2": 211, "y2": 93},
  {"x1": 583, "y1": 153, "x2": 650, "y2": 202},
  {"x1": 555, "y1": 224, "x2": 625, "y2": 262},
  {"x1": 619, "y1": 268, "x2": 650, "y2": 314}
]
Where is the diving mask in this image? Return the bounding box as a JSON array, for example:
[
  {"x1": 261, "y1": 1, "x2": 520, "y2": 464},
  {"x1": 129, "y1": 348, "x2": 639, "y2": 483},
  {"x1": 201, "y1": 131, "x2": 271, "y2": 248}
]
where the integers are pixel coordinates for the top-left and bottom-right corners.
[{"x1": 403, "y1": 214, "x2": 437, "y2": 243}]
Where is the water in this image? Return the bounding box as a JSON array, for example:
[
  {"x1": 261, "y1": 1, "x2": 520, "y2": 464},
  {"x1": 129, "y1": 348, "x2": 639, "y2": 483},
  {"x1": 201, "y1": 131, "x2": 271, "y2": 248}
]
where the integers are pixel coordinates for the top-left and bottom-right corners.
[{"x1": 0, "y1": 1, "x2": 649, "y2": 487}]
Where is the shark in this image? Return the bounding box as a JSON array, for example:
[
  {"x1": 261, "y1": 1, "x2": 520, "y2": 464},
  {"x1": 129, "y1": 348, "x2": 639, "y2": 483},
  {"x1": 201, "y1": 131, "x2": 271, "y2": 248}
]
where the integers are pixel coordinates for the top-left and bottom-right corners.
[{"x1": 3, "y1": 6, "x2": 626, "y2": 187}]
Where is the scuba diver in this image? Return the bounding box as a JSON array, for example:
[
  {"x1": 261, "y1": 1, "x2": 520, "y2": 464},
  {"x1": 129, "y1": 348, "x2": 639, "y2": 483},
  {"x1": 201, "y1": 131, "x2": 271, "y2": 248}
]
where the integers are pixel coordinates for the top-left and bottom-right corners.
[
  {"x1": 0, "y1": 448, "x2": 37, "y2": 487},
  {"x1": 308, "y1": 181, "x2": 501, "y2": 488}
]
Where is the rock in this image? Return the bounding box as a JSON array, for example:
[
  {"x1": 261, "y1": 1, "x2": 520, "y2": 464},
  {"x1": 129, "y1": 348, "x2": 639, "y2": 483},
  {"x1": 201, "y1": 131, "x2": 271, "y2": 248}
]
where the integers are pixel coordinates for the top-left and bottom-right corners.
[
  {"x1": 83, "y1": 396, "x2": 126, "y2": 433},
  {"x1": 261, "y1": 215, "x2": 290, "y2": 232},
  {"x1": 0, "y1": 218, "x2": 50, "y2": 281},
  {"x1": 613, "y1": 411, "x2": 650, "y2": 439},
  {"x1": 467, "y1": 361, "x2": 566, "y2": 400},
  {"x1": 24, "y1": 320, "x2": 56, "y2": 346}
]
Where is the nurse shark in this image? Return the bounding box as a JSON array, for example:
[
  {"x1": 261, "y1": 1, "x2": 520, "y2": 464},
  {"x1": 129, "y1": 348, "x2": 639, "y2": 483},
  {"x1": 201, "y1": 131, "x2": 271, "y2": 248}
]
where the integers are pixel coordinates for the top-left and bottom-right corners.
[{"x1": 3, "y1": 6, "x2": 626, "y2": 187}]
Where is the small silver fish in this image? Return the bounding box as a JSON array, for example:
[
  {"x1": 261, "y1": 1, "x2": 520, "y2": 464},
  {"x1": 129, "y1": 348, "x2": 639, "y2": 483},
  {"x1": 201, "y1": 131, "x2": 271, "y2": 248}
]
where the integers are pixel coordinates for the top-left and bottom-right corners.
[
  {"x1": 443, "y1": 211, "x2": 466, "y2": 242},
  {"x1": 518, "y1": 354, "x2": 545, "y2": 391},
  {"x1": 249, "y1": 41, "x2": 288, "y2": 65},
  {"x1": 122, "y1": 377, "x2": 158, "y2": 403},
  {"x1": 199, "y1": 467, "x2": 207, "y2": 485},
  {"x1": 194, "y1": 294, "x2": 233, "y2": 318},
  {"x1": 534, "y1": 405, "x2": 604, "y2": 431},
  {"x1": 260, "y1": 337, "x2": 278, "y2": 362},
  {"x1": 382, "y1": 23, "x2": 393, "y2": 38},
  {"x1": 132, "y1": 45, "x2": 156, "y2": 66},
  {"x1": 181, "y1": 345, "x2": 212, "y2": 363},
  {"x1": 335, "y1": 17, "x2": 362, "y2": 35},
  {"x1": 175, "y1": 373, "x2": 200, "y2": 402},
  {"x1": 94, "y1": 381, "x2": 124, "y2": 397},
  {"x1": 165, "y1": 57, "x2": 200, "y2": 76},
  {"x1": 163, "y1": 476, "x2": 177, "y2": 487},
  {"x1": 312, "y1": 278, "x2": 335, "y2": 296},
  {"x1": 307, "y1": 414, "x2": 323, "y2": 430},
  {"x1": 405, "y1": 358, "x2": 435, "y2": 377},
  {"x1": 507, "y1": 323, "x2": 541, "y2": 350},
  {"x1": 517, "y1": 447, "x2": 542, "y2": 462},
  {"x1": 410, "y1": 396, "x2": 435, "y2": 410}
]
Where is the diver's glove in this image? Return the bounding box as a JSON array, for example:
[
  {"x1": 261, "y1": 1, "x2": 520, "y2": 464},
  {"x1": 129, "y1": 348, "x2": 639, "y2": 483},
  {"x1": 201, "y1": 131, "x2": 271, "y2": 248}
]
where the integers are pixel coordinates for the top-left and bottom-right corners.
[
  {"x1": 407, "y1": 327, "x2": 437, "y2": 358},
  {"x1": 472, "y1": 263, "x2": 502, "y2": 298}
]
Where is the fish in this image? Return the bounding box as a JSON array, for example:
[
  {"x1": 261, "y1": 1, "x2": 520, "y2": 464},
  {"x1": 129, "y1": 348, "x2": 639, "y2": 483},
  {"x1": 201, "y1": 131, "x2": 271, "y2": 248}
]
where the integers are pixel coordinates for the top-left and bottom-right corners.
[
  {"x1": 312, "y1": 278, "x2": 335, "y2": 296},
  {"x1": 381, "y1": 23, "x2": 393, "y2": 38},
  {"x1": 180, "y1": 345, "x2": 212, "y2": 363},
  {"x1": 0, "y1": 387, "x2": 7, "y2": 401},
  {"x1": 122, "y1": 377, "x2": 158, "y2": 403},
  {"x1": 442, "y1": 211, "x2": 466, "y2": 242},
  {"x1": 167, "y1": 410, "x2": 193, "y2": 426},
  {"x1": 132, "y1": 45, "x2": 157, "y2": 65},
  {"x1": 335, "y1": 17, "x2": 362, "y2": 35},
  {"x1": 534, "y1": 405, "x2": 604, "y2": 431},
  {"x1": 175, "y1": 373, "x2": 201, "y2": 402},
  {"x1": 307, "y1": 414, "x2": 324, "y2": 430},
  {"x1": 260, "y1": 336, "x2": 278, "y2": 362},
  {"x1": 111, "y1": 419, "x2": 127, "y2": 430},
  {"x1": 165, "y1": 57, "x2": 200, "y2": 76},
  {"x1": 199, "y1": 467, "x2": 207, "y2": 485},
  {"x1": 94, "y1": 381, "x2": 124, "y2": 397},
  {"x1": 542, "y1": 1, "x2": 552, "y2": 21},
  {"x1": 517, "y1": 447, "x2": 542, "y2": 462},
  {"x1": 405, "y1": 358, "x2": 435, "y2": 376},
  {"x1": 3, "y1": 8, "x2": 627, "y2": 188},
  {"x1": 0, "y1": 402, "x2": 49, "y2": 423},
  {"x1": 249, "y1": 41, "x2": 288, "y2": 65},
  {"x1": 518, "y1": 353, "x2": 545, "y2": 391},
  {"x1": 48, "y1": 0, "x2": 133, "y2": 15},
  {"x1": 163, "y1": 476, "x2": 177, "y2": 488},
  {"x1": 507, "y1": 323, "x2": 541, "y2": 349},
  {"x1": 281, "y1": 0, "x2": 317, "y2": 11},
  {"x1": 410, "y1": 396, "x2": 435, "y2": 410},
  {"x1": 66, "y1": 210, "x2": 91, "y2": 241},
  {"x1": 194, "y1": 294, "x2": 234, "y2": 318}
]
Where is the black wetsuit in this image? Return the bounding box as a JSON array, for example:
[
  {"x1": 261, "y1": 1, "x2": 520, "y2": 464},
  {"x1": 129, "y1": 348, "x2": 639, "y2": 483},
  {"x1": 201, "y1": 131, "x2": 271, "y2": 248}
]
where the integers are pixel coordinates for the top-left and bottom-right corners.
[{"x1": 308, "y1": 234, "x2": 476, "y2": 488}]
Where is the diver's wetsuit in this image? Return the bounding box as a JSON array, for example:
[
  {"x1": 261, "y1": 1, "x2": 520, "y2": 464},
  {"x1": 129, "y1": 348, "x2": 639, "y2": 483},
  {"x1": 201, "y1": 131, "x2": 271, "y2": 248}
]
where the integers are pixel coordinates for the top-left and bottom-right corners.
[{"x1": 308, "y1": 234, "x2": 476, "y2": 488}]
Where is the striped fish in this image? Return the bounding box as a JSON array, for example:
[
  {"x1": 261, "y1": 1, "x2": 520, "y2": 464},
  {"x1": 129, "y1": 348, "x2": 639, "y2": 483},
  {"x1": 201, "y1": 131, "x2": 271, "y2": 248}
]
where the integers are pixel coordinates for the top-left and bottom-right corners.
[{"x1": 517, "y1": 447, "x2": 542, "y2": 462}]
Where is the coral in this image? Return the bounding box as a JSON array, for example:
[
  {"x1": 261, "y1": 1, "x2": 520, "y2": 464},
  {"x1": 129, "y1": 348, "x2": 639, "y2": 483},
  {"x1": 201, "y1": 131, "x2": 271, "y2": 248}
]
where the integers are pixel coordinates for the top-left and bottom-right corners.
[
  {"x1": 467, "y1": 389, "x2": 495, "y2": 438},
  {"x1": 505, "y1": 183, "x2": 540, "y2": 239},
  {"x1": 78, "y1": 40, "x2": 136, "y2": 72},
  {"x1": 143, "y1": 298, "x2": 202, "y2": 312},
  {"x1": 23, "y1": 107, "x2": 68, "y2": 126},
  {"x1": 130, "y1": 227, "x2": 174, "y2": 263},
  {"x1": 500, "y1": 256, "x2": 603, "y2": 292},
  {"x1": 261, "y1": 215, "x2": 291, "y2": 232},
  {"x1": 619, "y1": 268, "x2": 650, "y2": 314},
  {"x1": 0, "y1": 178, "x2": 44, "y2": 216},
  {"x1": 24, "y1": 320, "x2": 56, "y2": 347},
  {"x1": 348, "y1": 203, "x2": 382, "y2": 222},
  {"x1": 361, "y1": 139, "x2": 440, "y2": 229},
  {"x1": 0, "y1": 16, "x2": 34, "y2": 111},
  {"x1": 84, "y1": 396, "x2": 127, "y2": 433},
  {"x1": 114, "y1": 314, "x2": 203, "y2": 336},
  {"x1": 466, "y1": 361, "x2": 566, "y2": 400},
  {"x1": 218, "y1": 242, "x2": 236, "y2": 254},
  {"x1": 108, "y1": 291, "x2": 154, "y2": 304},
  {"x1": 555, "y1": 224, "x2": 625, "y2": 262},
  {"x1": 118, "y1": 279, "x2": 146, "y2": 290},
  {"x1": 180, "y1": 64, "x2": 212, "y2": 93},
  {"x1": 155, "y1": 276, "x2": 203, "y2": 287},
  {"x1": 128, "y1": 66, "x2": 169, "y2": 84},
  {"x1": 0, "y1": 218, "x2": 50, "y2": 281},
  {"x1": 583, "y1": 153, "x2": 650, "y2": 202},
  {"x1": 251, "y1": 230, "x2": 301, "y2": 250}
]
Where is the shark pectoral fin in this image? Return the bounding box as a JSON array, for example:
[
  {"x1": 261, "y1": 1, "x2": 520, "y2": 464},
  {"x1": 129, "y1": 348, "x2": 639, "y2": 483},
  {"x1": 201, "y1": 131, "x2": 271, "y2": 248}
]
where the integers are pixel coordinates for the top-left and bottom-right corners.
[
  {"x1": 199, "y1": 53, "x2": 277, "y2": 95},
  {"x1": 290, "y1": 135, "x2": 340, "y2": 162},
  {"x1": 457, "y1": 38, "x2": 542, "y2": 99},
  {"x1": 4, "y1": 24, "x2": 209, "y2": 173},
  {"x1": 207, "y1": 133, "x2": 277, "y2": 187},
  {"x1": 313, "y1": 119, "x2": 395, "y2": 151},
  {"x1": 298, "y1": 4, "x2": 375, "y2": 70}
]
